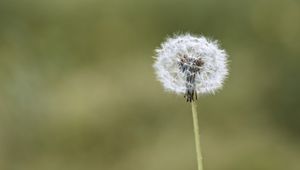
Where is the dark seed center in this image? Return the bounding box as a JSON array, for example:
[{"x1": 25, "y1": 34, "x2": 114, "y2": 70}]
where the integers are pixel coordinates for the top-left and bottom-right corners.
[{"x1": 178, "y1": 55, "x2": 204, "y2": 102}]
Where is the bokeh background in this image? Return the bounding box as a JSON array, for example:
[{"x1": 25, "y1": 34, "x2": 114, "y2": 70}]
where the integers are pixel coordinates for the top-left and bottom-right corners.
[{"x1": 0, "y1": 0, "x2": 300, "y2": 170}]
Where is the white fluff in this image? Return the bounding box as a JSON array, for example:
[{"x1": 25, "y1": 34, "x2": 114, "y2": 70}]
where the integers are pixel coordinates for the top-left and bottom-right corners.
[{"x1": 153, "y1": 33, "x2": 228, "y2": 96}]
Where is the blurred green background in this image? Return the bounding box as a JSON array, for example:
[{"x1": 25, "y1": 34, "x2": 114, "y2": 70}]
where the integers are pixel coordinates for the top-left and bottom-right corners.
[{"x1": 0, "y1": 0, "x2": 300, "y2": 170}]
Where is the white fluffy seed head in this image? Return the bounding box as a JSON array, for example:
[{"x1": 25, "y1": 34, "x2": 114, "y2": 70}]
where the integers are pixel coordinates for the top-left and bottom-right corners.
[{"x1": 153, "y1": 33, "x2": 229, "y2": 97}]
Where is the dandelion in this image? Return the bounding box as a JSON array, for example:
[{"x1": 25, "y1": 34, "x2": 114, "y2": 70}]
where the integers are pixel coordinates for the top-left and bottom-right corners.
[{"x1": 153, "y1": 33, "x2": 229, "y2": 170}]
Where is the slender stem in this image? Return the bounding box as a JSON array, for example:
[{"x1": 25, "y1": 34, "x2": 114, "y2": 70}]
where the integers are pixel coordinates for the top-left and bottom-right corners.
[{"x1": 191, "y1": 101, "x2": 204, "y2": 170}]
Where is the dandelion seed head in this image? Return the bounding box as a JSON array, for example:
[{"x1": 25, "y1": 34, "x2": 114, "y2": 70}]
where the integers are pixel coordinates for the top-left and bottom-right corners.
[{"x1": 153, "y1": 33, "x2": 228, "y2": 101}]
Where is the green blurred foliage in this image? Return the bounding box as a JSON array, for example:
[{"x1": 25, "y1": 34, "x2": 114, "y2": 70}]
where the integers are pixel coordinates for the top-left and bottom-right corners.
[{"x1": 0, "y1": 0, "x2": 300, "y2": 170}]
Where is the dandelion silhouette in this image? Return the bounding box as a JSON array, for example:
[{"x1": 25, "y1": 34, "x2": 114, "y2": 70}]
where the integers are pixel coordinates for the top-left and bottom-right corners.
[{"x1": 153, "y1": 33, "x2": 228, "y2": 170}]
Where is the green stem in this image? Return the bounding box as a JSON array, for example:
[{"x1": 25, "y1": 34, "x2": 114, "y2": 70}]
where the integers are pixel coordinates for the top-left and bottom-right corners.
[{"x1": 191, "y1": 101, "x2": 204, "y2": 170}]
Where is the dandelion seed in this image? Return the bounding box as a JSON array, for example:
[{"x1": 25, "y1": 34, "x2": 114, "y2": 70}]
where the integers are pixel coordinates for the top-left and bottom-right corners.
[
  {"x1": 153, "y1": 33, "x2": 229, "y2": 170},
  {"x1": 153, "y1": 33, "x2": 228, "y2": 102}
]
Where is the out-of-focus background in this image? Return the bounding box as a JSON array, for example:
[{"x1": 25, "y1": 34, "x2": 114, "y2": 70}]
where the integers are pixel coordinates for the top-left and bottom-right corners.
[{"x1": 0, "y1": 0, "x2": 299, "y2": 170}]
